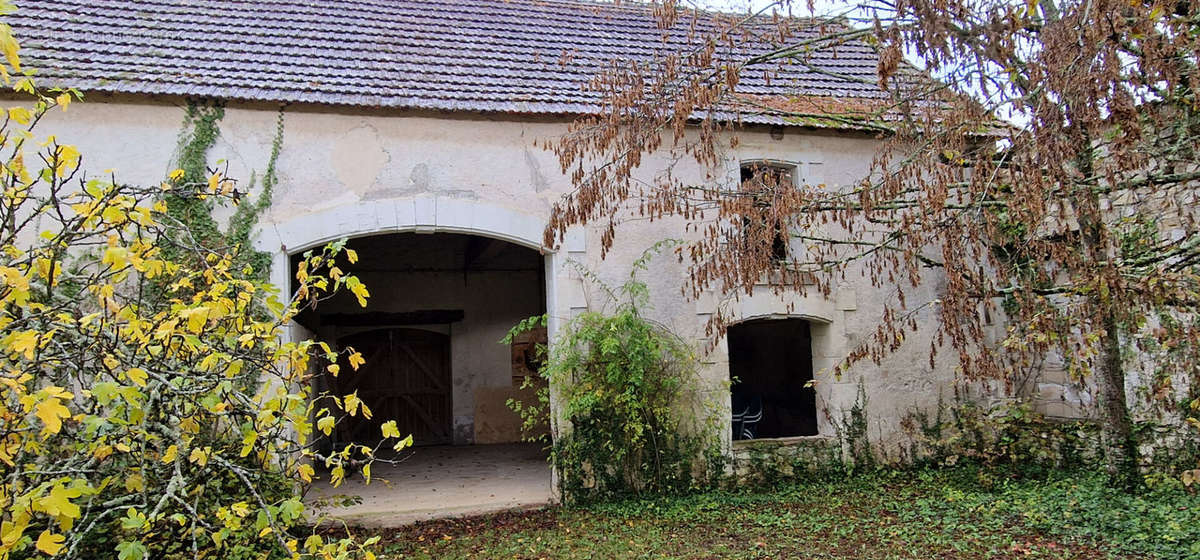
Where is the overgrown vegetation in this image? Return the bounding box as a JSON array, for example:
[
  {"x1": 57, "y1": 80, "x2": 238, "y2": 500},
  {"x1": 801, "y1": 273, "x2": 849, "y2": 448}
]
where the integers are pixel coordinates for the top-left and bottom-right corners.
[
  {"x1": 902, "y1": 401, "x2": 1098, "y2": 478},
  {"x1": 540, "y1": 0, "x2": 1200, "y2": 489},
  {"x1": 165, "y1": 100, "x2": 284, "y2": 281},
  {"x1": 376, "y1": 466, "x2": 1200, "y2": 559},
  {"x1": 505, "y1": 244, "x2": 722, "y2": 503},
  {"x1": 0, "y1": 13, "x2": 389, "y2": 558}
]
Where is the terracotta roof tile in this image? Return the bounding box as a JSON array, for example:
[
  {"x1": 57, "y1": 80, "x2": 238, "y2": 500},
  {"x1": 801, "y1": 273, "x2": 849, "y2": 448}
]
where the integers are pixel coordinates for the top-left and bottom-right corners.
[{"x1": 11, "y1": 0, "x2": 887, "y2": 120}]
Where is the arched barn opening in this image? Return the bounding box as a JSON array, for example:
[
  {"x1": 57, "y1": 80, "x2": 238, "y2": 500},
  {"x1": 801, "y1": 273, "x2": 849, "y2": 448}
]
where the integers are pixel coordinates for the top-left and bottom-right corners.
[
  {"x1": 294, "y1": 232, "x2": 552, "y2": 524},
  {"x1": 728, "y1": 318, "x2": 818, "y2": 440}
]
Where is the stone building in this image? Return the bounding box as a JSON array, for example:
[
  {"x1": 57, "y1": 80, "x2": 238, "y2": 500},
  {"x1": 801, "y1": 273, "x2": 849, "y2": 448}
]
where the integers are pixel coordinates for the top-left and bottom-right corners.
[{"x1": 9, "y1": 0, "x2": 1017, "y2": 521}]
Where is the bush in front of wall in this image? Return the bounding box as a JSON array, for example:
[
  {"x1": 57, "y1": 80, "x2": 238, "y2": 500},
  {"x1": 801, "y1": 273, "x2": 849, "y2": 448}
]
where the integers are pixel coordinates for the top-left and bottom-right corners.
[{"x1": 506, "y1": 243, "x2": 722, "y2": 503}]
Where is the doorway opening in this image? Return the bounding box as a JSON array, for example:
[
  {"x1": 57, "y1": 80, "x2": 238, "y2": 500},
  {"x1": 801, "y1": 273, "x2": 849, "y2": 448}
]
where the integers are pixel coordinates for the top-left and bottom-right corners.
[{"x1": 293, "y1": 232, "x2": 552, "y2": 524}]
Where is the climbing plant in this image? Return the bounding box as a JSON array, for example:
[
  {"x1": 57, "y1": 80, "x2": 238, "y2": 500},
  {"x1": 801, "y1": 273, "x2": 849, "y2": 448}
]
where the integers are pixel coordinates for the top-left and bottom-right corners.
[
  {"x1": 506, "y1": 243, "x2": 722, "y2": 503},
  {"x1": 164, "y1": 99, "x2": 284, "y2": 281},
  {"x1": 161, "y1": 101, "x2": 225, "y2": 260}
]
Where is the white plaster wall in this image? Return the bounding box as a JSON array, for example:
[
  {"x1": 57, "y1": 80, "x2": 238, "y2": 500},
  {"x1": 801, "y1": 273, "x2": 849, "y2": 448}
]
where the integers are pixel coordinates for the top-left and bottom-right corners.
[{"x1": 33, "y1": 95, "x2": 960, "y2": 457}]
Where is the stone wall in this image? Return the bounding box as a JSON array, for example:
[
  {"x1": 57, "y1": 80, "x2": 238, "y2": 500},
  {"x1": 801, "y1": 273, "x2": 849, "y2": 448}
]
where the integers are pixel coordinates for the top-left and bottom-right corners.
[{"x1": 731, "y1": 437, "x2": 842, "y2": 486}]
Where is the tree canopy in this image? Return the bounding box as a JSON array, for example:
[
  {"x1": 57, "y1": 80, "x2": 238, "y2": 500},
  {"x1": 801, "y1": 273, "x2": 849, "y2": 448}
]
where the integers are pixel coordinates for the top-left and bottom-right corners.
[{"x1": 544, "y1": 0, "x2": 1200, "y2": 486}]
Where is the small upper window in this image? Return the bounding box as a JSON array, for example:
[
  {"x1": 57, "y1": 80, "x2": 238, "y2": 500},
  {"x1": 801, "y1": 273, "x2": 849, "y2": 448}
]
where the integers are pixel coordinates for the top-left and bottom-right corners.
[{"x1": 739, "y1": 162, "x2": 794, "y2": 264}]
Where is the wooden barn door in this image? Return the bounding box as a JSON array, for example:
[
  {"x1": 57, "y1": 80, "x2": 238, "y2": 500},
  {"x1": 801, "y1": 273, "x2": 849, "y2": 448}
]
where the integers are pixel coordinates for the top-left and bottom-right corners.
[{"x1": 332, "y1": 328, "x2": 452, "y2": 446}]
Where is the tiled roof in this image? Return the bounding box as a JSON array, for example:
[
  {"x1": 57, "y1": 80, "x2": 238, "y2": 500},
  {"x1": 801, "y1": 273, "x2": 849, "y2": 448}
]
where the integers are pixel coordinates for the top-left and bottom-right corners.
[{"x1": 9, "y1": 0, "x2": 888, "y2": 120}]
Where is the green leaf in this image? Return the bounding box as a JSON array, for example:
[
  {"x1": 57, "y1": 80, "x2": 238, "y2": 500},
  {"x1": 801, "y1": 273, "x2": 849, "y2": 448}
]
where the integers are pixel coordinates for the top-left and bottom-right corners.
[{"x1": 116, "y1": 540, "x2": 147, "y2": 560}]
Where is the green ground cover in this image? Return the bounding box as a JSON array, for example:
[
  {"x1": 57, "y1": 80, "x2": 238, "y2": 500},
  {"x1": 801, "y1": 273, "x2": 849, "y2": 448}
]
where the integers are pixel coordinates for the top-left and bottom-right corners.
[{"x1": 369, "y1": 468, "x2": 1200, "y2": 559}]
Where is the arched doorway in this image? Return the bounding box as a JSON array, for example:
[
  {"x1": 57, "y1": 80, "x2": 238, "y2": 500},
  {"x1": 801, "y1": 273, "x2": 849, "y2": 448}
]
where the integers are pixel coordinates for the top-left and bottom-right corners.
[
  {"x1": 298, "y1": 231, "x2": 554, "y2": 524},
  {"x1": 293, "y1": 232, "x2": 548, "y2": 447},
  {"x1": 263, "y1": 199, "x2": 564, "y2": 521}
]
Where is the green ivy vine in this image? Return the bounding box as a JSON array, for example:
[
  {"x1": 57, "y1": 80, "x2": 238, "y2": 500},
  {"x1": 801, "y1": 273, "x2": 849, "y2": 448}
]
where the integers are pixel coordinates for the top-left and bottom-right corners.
[
  {"x1": 164, "y1": 99, "x2": 285, "y2": 280},
  {"x1": 226, "y1": 107, "x2": 285, "y2": 278}
]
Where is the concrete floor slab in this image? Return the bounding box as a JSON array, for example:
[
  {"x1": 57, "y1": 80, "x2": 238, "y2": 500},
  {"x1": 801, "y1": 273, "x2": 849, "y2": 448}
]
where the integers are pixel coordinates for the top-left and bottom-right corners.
[{"x1": 308, "y1": 443, "x2": 553, "y2": 527}]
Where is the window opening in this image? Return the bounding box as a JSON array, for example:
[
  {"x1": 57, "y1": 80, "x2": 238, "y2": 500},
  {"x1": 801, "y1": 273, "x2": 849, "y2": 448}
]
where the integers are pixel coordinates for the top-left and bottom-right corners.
[
  {"x1": 739, "y1": 162, "x2": 795, "y2": 264},
  {"x1": 728, "y1": 318, "x2": 817, "y2": 439}
]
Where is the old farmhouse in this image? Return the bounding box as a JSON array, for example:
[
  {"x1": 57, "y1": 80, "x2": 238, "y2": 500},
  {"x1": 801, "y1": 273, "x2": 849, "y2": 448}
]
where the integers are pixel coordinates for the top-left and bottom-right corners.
[{"x1": 7, "y1": 0, "x2": 1093, "y2": 522}]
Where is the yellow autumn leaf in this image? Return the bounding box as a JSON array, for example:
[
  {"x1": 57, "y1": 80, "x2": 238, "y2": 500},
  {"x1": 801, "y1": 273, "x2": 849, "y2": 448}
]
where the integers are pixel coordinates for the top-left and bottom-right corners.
[
  {"x1": 124, "y1": 473, "x2": 144, "y2": 492},
  {"x1": 317, "y1": 415, "x2": 335, "y2": 436},
  {"x1": 161, "y1": 444, "x2": 178, "y2": 464},
  {"x1": 53, "y1": 144, "x2": 80, "y2": 177},
  {"x1": 380, "y1": 420, "x2": 401, "y2": 439},
  {"x1": 38, "y1": 483, "x2": 82, "y2": 519},
  {"x1": 0, "y1": 438, "x2": 17, "y2": 466},
  {"x1": 343, "y1": 392, "x2": 361, "y2": 416},
  {"x1": 102, "y1": 246, "x2": 129, "y2": 269},
  {"x1": 188, "y1": 447, "x2": 208, "y2": 466},
  {"x1": 1, "y1": 515, "x2": 30, "y2": 549},
  {"x1": 7, "y1": 329, "x2": 40, "y2": 359},
  {"x1": 181, "y1": 306, "x2": 209, "y2": 333},
  {"x1": 34, "y1": 393, "x2": 72, "y2": 436},
  {"x1": 348, "y1": 351, "x2": 365, "y2": 371},
  {"x1": 345, "y1": 277, "x2": 370, "y2": 307},
  {"x1": 346, "y1": 248, "x2": 359, "y2": 263},
  {"x1": 36, "y1": 530, "x2": 65, "y2": 555},
  {"x1": 0, "y1": 26, "x2": 20, "y2": 72},
  {"x1": 230, "y1": 502, "x2": 250, "y2": 517},
  {"x1": 298, "y1": 463, "x2": 314, "y2": 483},
  {"x1": 9, "y1": 150, "x2": 29, "y2": 185},
  {"x1": 55, "y1": 93, "x2": 71, "y2": 111},
  {"x1": 168, "y1": 168, "x2": 185, "y2": 181},
  {"x1": 125, "y1": 367, "x2": 148, "y2": 387},
  {"x1": 7, "y1": 106, "x2": 30, "y2": 124}
]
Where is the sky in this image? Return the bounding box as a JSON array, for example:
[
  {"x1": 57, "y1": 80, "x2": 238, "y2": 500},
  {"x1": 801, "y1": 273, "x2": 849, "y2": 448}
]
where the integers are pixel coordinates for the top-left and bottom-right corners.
[{"x1": 696, "y1": 0, "x2": 845, "y2": 17}]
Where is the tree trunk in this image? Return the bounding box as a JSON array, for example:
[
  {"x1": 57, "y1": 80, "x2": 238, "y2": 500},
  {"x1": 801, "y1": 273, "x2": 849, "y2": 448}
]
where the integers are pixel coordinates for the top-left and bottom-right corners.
[
  {"x1": 1095, "y1": 306, "x2": 1139, "y2": 489},
  {"x1": 1073, "y1": 138, "x2": 1139, "y2": 489}
]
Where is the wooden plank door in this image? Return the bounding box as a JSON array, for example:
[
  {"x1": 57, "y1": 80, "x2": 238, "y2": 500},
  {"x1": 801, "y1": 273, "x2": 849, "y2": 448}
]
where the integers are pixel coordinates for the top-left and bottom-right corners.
[{"x1": 333, "y1": 328, "x2": 452, "y2": 446}]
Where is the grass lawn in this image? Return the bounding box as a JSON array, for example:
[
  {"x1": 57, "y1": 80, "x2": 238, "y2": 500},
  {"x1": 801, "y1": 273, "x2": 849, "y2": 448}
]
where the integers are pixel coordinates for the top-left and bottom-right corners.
[{"x1": 366, "y1": 468, "x2": 1200, "y2": 559}]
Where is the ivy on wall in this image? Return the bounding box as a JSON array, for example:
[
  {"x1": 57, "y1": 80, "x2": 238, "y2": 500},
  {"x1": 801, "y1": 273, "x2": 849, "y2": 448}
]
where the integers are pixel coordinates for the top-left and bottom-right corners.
[{"x1": 164, "y1": 99, "x2": 285, "y2": 280}]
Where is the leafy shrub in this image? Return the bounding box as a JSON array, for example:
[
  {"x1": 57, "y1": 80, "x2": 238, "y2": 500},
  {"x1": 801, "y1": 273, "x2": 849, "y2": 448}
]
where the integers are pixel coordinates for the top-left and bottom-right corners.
[
  {"x1": 0, "y1": 15, "x2": 399, "y2": 558},
  {"x1": 506, "y1": 244, "x2": 721, "y2": 502}
]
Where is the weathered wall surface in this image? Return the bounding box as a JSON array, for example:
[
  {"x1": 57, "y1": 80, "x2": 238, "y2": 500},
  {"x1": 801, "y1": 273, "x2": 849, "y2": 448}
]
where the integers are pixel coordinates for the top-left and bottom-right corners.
[{"x1": 34, "y1": 95, "x2": 960, "y2": 458}]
